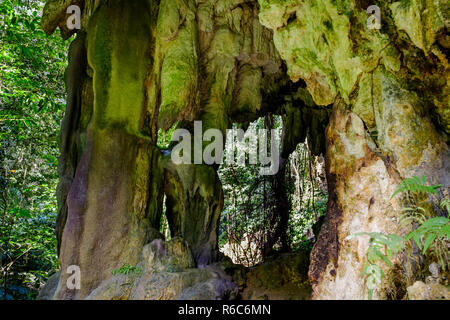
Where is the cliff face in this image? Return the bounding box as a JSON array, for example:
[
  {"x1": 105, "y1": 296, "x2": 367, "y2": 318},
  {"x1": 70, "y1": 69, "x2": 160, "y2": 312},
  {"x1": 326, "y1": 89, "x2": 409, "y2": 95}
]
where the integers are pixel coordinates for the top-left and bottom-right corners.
[
  {"x1": 258, "y1": 0, "x2": 449, "y2": 299},
  {"x1": 40, "y1": 0, "x2": 449, "y2": 300}
]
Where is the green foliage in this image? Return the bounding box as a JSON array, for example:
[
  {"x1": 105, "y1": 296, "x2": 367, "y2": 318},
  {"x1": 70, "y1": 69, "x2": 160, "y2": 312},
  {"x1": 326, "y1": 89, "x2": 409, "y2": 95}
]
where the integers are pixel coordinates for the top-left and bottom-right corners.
[
  {"x1": 346, "y1": 232, "x2": 405, "y2": 300},
  {"x1": 157, "y1": 123, "x2": 178, "y2": 149},
  {"x1": 218, "y1": 116, "x2": 327, "y2": 266},
  {"x1": 1, "y1": 0, "x2": 69, "y2": 300},
  {"x1": 390, "y1": 175, "x2": 441, "y2": 199},
  {"x1": 440, "y1": 198, "x2": 450, "y2": 213},
  {"x1": 393, "y1": 176, "x2": 449, "y2": 271},
  {"x1": 286, "y1": 142, "x2": 327, "y2": 252},
  {"x1": 288, "y1": 196, "x2": 327, "y2": 251},
  {"x1": 218, "y1": 119, "x2": 273, "y2": 266},
  {"x1": 349, "y1": 175, "x2": 449, "y2": 299},
  {"x1": 111, "y1": 264, "x2": 142, "y2": 276},
  {"x1": 398, "y1": 206, "x2": 427, "y2": 228},
  {"x1": 406, "y1": 217, "x2": 450, "y2": 270}
]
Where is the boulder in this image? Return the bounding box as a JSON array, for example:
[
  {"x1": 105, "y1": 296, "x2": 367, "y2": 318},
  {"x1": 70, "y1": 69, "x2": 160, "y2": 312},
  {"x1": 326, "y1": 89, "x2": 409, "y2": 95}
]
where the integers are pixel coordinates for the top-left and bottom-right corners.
[
  {"x1": 407, "y1": 281, "x2": 450, "y2": 300},
  {"x1": 85, "y1": 238, "x2": 238, "y2": 300},
  {"x1": 241, "y1": 252, "x2": 311, "y2": 300}
]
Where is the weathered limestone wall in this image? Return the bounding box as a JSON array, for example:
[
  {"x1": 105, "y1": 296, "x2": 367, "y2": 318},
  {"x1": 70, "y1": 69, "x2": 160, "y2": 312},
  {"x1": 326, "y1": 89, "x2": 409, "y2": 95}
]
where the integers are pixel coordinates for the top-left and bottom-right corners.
[
  {"x1": 54, "y1": 0, "x2": 161, "y2": 299},
  {"x1": 163, "y1": 161, "x2": 224, "y2": 266},
  {"x1": 41, "y1": 0, "x2": 302, "y2": 299},
  {"x1": 258, "y1": 0, "x2": 449, "y2": 299}
]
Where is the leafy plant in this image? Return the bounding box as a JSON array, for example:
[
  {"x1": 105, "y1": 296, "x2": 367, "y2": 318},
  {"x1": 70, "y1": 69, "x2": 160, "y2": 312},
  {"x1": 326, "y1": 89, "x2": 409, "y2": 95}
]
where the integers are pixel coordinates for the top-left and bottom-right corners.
[
  {"x1": 349, "y1": 175, "x2": 449, "y2": 299},
  {"x1": 390, "y1": 175, "x2": 441, "y2": 200},
  {"x1": 398, "y1": 206, "x2": 427, "y2": 228},
  {"x1": 111, "y1": 264, "x2": 142, "y2": 276},
  {"x1": 405, "y1": 217, "x2": 450, "y2": 270},
  {"x1": 392, "y1": 176, "x2": 449, "y2": 272},
  {"x1": 440, "y1": 198, "x2": 450, "y2": 213},
  {"x1": 346, "y1": 232, "x2": 405, "y2": 300}
]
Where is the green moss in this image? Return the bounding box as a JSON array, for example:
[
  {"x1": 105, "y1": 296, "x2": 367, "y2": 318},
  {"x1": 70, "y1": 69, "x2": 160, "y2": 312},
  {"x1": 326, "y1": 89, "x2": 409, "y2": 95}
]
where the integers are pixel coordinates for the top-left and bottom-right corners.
[
  {"x1": 260, "y1": 0, "x2": 364, "y2": 105},
  {"x1": 87, "y1": 0, "x2": 153, "y2": 133},
  {"x1": 157, "y1": 0, "x2": 199, "y2": 131},
  {"x1": 391, "y1": 0, "x2": 447, "y2": 54},
  {"x1": 352, "y1": 73, "x2": 375, "y2": 129},
  {"x1": 87, "y1": 7, "x2": 112, "y2": 123}
]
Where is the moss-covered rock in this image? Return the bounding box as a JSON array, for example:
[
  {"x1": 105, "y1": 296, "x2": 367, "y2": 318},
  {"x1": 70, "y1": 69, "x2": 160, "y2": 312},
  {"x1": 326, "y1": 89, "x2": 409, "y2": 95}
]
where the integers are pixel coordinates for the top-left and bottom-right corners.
[
  {"x1": 241, "y1": 251, "x2": 311, "y2": 300},
  {"x1": 85, "y1": 238, "x2": 238, "y2": 300},
  {"x1": 391, "y1": 0, "x2": 448, "y2": 55},
  {"x1": 258, "y1": 0, "x2": 449, "y2": 300}
]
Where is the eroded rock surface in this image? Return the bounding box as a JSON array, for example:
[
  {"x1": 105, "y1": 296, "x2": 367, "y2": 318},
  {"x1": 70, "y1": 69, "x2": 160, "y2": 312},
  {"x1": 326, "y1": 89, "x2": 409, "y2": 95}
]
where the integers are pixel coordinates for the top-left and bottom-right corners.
[
  {"x1": 241, "y1": 252, "x2": 311, "y2": 300},
  {"x1": 86, "y1": 238, "x2": 238, "y2": 300},
  {"x1": 259, "y1": 0, "x2": 450, "y2": 299},
  {"x1": 40, "y1": 0, "x2": 449, "y2": 300},
  {"x1": 407, "y1": 281, "x2": 450, "y2": 300}
]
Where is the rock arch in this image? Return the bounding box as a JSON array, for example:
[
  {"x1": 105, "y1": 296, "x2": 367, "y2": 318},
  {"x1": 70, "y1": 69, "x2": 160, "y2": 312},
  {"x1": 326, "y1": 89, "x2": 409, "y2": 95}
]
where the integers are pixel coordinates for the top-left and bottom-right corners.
[{"x1": 40, "y1": 0, "x2": 449, "y2": 300}]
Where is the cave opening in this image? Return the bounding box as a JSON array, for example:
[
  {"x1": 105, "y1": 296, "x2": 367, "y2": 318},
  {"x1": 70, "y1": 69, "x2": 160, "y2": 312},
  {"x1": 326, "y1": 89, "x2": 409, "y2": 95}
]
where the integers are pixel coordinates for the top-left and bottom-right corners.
[{"x1": 216, "y1": 116, "x2": 328, "y2": 269}]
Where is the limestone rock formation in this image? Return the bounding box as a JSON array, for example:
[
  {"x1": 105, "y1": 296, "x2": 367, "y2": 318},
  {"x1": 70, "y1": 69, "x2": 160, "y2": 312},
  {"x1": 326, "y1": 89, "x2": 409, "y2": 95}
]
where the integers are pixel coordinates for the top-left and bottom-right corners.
[
  {"x1": 407, "y1": 281, "x2": 450, "y2": 300},
  {"x1": 36, "y1": 272, "x2": 60, "y2": 300},
  {"x1": 40, "y1": 0, "x2": 449, "y2": 300},
  {"x1": 241, "y1": 252, "x2": 311, "y2": 300},
  {"x1": 259, "y1": 0, "x2": 449, "y2": 299},
  {"x1": 85, "y1": 238, "x2": 238, "y2": 300},
  {"x1": 406, "y1": 262, "x2": 450, "y2": 300}
]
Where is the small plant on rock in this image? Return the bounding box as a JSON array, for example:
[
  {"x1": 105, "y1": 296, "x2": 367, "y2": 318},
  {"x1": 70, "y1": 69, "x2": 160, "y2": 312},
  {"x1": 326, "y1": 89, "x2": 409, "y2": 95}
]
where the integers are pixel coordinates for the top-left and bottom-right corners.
[
  {"x1": 348, "y1": 175, "x2": 449, "y2": 299},
  {"x1": 111, "y1": 264, "x2": 142, "y2": 276},
  {"x1": 346, "y1": 232, "x2": 404, "y2": 300}
]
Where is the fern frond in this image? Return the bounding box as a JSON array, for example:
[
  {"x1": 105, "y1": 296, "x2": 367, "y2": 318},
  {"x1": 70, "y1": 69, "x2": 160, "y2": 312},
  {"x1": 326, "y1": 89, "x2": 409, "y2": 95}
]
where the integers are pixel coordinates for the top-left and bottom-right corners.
[
  {"x1": 440, "y1": 198, "x2": 450, "y2": 214},
  {"x1": 391, "y1": 175, "x2": 441, "y2": 199},
  {"x1": 399, "y1": 206, "x2": 427, "y2": 227},
  {"x1": 405, "y1": 217, "x2": 450, "y2": 257}
]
